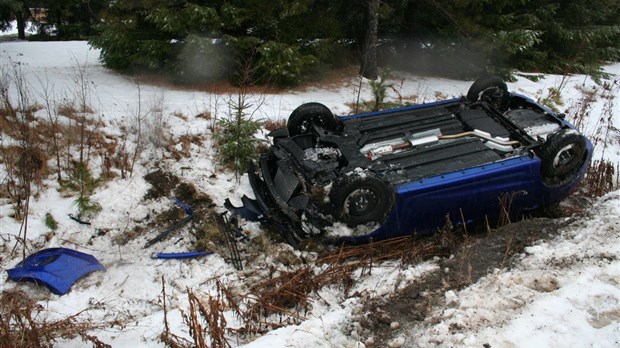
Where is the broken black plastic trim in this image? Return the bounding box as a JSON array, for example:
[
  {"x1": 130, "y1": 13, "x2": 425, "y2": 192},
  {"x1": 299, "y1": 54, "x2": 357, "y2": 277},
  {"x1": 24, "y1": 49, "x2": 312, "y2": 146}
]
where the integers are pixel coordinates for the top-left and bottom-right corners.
[
  {"x1": 144, "y1": 215, "x2": 193, "y2": 248},
  {"x1": 215, "y1": 213, "x2": 244, "y2": 270},
  {"x1": 247, "y1": 161, "x2": 271, "y2": 215},
  {"x1": 248, "y1": 158, "x2": 310, "y2": 245},
  {"x1": 258, "y1": 154, "x2": 301, "y2": 224},
  {"x1": 224, "y1": 195, "x2": 265, "y2": 221},
  {"x1": 144, "y1": 199, "x2": 195, "y2": 248}
]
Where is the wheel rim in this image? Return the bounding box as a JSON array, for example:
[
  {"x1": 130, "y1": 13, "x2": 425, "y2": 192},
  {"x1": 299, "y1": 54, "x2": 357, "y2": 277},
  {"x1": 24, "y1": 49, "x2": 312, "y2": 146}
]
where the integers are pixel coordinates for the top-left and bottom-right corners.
[
  {"x1": 344, "y1": 188, "x2": 378, "y2": 217},
  {"x1": 298, "y1": 119, "x2": 312, "y2": 133},
  {"x1": 478, "y1": 87, "x2": 505, "y2": 108},
  {"x1": 297, "y1": 115, "x2": 324, "y2": 134},
  {"x1": 553, "y1": 144, "x2": 577, "y2": 169}
]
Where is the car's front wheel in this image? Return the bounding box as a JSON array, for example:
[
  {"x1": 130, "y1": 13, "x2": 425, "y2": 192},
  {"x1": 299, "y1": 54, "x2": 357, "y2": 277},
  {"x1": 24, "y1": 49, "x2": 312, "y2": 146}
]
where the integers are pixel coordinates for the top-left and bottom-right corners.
[
  {"x1": 329, "y1": 174, "x2": 395, "y2": 227},
  {"x1": 467, "y1": 75, "x2": 509, "y2": 111},
  {"x1": 287, "y1": 102, "x2": 339, "y2": 136}
]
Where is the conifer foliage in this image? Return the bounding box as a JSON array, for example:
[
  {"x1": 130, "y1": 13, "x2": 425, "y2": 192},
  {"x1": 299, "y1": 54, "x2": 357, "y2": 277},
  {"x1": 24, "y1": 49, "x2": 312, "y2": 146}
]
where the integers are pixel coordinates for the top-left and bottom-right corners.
[
  {"x1": 398, "y1": 0, "x2": 619, "y2": 78},
  {"x1": 0, "y1": 0, "x2": 103, "y2": 39},
  {"x1": 88, "y1": 0, "x2": 348, "y2": 86},
  {"x1": 3, "y1": 1, "x2": 616, "y2": 84}
]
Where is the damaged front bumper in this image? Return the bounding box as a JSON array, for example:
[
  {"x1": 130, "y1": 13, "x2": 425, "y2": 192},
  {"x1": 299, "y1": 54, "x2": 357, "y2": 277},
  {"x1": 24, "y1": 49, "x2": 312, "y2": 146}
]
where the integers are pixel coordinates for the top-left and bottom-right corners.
[{"x1": 225, "y1": 154, "x2": 308, "y2": 244}]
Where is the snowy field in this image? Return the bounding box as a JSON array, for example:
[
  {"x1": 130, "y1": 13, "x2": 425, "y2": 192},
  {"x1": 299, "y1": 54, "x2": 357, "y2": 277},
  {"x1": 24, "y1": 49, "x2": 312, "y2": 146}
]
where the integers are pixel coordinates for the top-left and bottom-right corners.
[{"x1": 0, "y1": 38, "x2": 619, "y2": 348}]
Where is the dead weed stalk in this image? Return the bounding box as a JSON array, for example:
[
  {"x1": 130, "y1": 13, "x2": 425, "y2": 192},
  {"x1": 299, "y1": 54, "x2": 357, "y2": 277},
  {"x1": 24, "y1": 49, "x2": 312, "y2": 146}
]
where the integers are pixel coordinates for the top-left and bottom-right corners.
[
  {"x1": 163, "y1": 236, "x2": 448, "y2": 345},
  {"x1": 237, "y1": 236, "x2": 445, "y2": 333},
  {"x1": 0, "y1": 61, "x2": 47, "y2": 259},
  {"x1": 582, "y1": 160, "x2": 619, "y2": 197},
  {"x1": 567, "y1": 75, "x2": 618, "y2": 154},
  {"x1": 0, "y1": 290, "x2": 110, "y2": 348},
  {"x1": 161, "y1": 277, "x2": 231, "y2": 348}
]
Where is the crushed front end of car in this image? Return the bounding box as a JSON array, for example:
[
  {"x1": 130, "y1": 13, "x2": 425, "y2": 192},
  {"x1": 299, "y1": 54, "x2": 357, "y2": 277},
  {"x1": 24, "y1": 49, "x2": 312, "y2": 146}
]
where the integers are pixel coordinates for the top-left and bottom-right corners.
[{"x1": 226, "y1": 131, "x2": 345, "y2": 244}]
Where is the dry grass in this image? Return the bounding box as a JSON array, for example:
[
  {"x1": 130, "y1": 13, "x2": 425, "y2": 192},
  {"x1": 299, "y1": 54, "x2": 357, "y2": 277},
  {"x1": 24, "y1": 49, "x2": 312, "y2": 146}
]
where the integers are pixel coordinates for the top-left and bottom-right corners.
[
  {"x1": 162, "y1": 235, "x2": 449, "y2": 345},
  {"x1": 193, "y1": 216, "x2": 225, "y2": 252},
  {"x1": 171, "y1": 134, "x2": 204, "y2": 159},
  {"x1": 1, "y1": 97, "x2": 132, "y2": 200},
  {"x1": 130, "y1": 72, "x2": 288, "y2": 95},
  {"x1": 117, "y1": 65, "x2": 361, "y2": 96},
  {"x1": 233, "y1": 237, "x2": 445, "y2": 333},
  {"x1": 566, "y1": 76, "x2": 618, "y2": 157},
  {"x1": 58, "y1": 103, "x2": 94, "y2": 118},
  {"x1": 582, "y1": 160, "x2": 619, "y2": 197},
  {"x1": 296, "y1": 65, "x2": 360, "y2": 92},
  {"x1": 568, "y1": 85, "x2": 598, "y2": 132},
  {"x1": 497, "y1": 191, "x2": 526, "y2": 228},
  {"x1": 263, "y1": 118, "x2": 286, "y2": 132},
  {"x1": 0, "y1": 290, "x2": 110, "y2": 348},
  {"x1": 161, "y1": 279, "x2": 231, "y2": 348},
  {"x1": 0, "y1": 108, "x2": 39, "y2": 142}
]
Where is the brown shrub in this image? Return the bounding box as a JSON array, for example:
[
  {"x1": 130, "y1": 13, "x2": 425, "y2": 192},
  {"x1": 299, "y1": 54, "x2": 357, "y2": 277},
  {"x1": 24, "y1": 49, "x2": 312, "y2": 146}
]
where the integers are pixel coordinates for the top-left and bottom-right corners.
[
  {"x1": 0, "y1": 290, "x2": 110, "y2": 348},
  {"x1": 263, "y1": 118, "x2": 286, "y2": 132}
]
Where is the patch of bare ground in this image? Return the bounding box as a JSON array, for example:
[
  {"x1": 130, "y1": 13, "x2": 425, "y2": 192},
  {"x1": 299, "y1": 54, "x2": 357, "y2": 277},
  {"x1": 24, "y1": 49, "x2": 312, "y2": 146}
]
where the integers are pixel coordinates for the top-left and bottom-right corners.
[
  {"x1": 120, "y1": 65, "x2": 360, "y2": 94},
  {"x1": 297, "y1": 65, "x2": 361, "y2": 91},
  {"x1": 114, "y1": 169, "x2": 218, "y2": 248},
  {"x1": 357, "y1": 194, "x2": 593, "y2": 347}
]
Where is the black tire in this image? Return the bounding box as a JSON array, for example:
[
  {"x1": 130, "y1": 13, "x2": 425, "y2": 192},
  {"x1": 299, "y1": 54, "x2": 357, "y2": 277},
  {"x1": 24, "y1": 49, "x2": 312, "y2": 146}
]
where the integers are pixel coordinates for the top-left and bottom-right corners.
[
  {"x1": 287, "y1": 102, "x2": 339, "y2": 136},
  {"x1": 330, "y1": 174, "x2": 395, "y2": 227},
  {"x1": 538, "y1": 129, "x2": 588, "y2": 187},
  {"x1": 466, "y1": 76, "x2": 509, "y2": 111}
]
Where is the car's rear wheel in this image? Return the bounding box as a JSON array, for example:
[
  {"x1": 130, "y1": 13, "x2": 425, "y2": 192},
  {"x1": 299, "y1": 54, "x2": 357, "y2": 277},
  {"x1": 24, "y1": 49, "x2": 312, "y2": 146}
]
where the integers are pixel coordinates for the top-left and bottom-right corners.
[
  {"x1": 330, "y1": 174, "x2": 394, "y2": 227},
  {"x1": 467, "y1": 76, "x2": 509, "y2": 111},
  {"x1": 538, "y1": 129, "x2": 588, "y2": 187},
  {"x1": 287, "y1": 102, "x2": 339, "y2": 136}
]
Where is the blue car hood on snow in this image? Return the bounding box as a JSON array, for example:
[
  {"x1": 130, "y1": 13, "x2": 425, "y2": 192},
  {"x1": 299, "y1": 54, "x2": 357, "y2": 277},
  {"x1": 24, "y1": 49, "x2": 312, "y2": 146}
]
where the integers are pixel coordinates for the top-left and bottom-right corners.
[{"x1": 7, "y1": 248, "x2": 105, "y2": 295}]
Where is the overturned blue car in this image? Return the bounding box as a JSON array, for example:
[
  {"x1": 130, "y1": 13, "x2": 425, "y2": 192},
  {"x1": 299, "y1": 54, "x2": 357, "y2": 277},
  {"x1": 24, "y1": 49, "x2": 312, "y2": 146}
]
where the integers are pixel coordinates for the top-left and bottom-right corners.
[{"x1": 228, "y1": 76, "x2": 592, "y2": 244}]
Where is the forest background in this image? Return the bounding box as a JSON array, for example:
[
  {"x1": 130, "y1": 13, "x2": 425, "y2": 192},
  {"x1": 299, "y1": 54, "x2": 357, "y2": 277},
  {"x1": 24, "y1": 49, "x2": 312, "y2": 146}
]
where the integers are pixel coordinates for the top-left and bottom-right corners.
[{"x1": 2, "y1": 0, "x2": 619, "y2": 85}]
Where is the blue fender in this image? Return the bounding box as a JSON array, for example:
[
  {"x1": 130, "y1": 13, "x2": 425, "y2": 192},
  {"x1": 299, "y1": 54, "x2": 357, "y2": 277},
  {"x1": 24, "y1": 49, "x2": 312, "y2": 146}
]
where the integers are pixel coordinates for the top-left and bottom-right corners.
[{"x1": 7, "y1": 248, "x2": 105, "y2": 295}]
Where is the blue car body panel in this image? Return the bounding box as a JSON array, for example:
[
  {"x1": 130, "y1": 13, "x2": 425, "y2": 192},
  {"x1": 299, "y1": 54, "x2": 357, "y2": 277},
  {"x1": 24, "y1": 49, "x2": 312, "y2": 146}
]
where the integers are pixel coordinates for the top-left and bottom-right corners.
[
  {"x1": 358, "y1": 150, "x2": 591, "y2": 242},
  {"x1": 339, "y1": 98, "x2": 459, "y2": 120},
  {"x1": 7, "y1": 248, "x2": 105, "y2": 295}
]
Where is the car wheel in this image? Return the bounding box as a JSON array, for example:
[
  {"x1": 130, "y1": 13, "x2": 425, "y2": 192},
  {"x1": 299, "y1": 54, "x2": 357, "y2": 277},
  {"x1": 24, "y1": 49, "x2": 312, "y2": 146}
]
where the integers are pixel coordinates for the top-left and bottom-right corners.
[
  {"x1": 467, "y1": 76, "x2": 509, "y2": 111},
  {"x1": 287, "y1": 102, "x2": 339, "y2": 136},
  {"x1": 330, "y1": 174, "x2": 394, "y2": 227},
  {"x1": 538, "y1": 129, "x2": 588, "y2": 187}
]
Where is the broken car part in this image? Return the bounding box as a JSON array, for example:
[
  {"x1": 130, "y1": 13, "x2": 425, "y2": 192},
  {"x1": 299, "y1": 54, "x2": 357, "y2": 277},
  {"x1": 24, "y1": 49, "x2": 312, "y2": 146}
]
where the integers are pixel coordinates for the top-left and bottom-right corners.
[
  {"x1": 215, "y1": 213, "x2": 244, "y2": 270},
  {"x1": 144, "y1": 199, "x2": 194, "y2": 248},
  {"x1": 7, "y1": 248, "x2": 105, "y2": 295},
  {"x1": 151, "y1": 251, "x2": 212, "y2": 259}
]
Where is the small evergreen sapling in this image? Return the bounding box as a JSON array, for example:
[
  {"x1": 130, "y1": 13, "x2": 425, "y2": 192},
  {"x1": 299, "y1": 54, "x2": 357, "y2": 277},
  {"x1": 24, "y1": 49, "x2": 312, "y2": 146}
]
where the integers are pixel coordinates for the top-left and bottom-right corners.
[
  {"x1": 213, "y1": 98, "x2": 263, "y2": 177},
  {"x1": 44, "y1": 213, "x2": 58, "y2": 231}
]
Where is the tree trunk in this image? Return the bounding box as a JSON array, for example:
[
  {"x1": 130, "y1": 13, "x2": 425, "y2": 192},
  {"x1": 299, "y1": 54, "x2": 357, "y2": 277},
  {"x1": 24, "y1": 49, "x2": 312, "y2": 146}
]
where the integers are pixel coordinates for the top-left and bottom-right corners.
[
  {"x1": 16, "y1": 7, "x2": 26, "y2": 39},
  {"x1": 360, "y1": 0, "x2": 379, "y2": 80},
  {"x1": 55, "y1": 9, "x2": 63, "y2": 37}
]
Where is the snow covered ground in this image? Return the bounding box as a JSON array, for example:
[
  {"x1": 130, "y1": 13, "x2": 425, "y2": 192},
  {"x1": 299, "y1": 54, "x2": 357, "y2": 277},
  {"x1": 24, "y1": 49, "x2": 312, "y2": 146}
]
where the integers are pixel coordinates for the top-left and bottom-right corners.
[
  {"x1": 409, "y1": 193, "x2": 620, "y2": 347},
  {"x1": 0, "y1": 39, "x2": 618, "y2": 348}
]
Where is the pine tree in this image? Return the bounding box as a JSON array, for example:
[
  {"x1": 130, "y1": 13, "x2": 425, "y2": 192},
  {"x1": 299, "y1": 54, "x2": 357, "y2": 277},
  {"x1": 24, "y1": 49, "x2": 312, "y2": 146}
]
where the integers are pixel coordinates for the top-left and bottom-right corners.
[
  {"x1": 90, "y1": 0, "x2": 349, "y2": 85},
  {"x1": 390, "y1": 0, "x2": 619, "y2": 77},
  {"x1": 87, "y1": 0, "x2": 619, "y2": 83},
  {"x1": 90, "y1": 1, "x2": 219, "y2": 73},
  {"x1": 360, "y1": 0, "x2": 379, "y2": 80},
  {"x1": 39, "y1": 0, "x2": 104, "y2": 39},
  {"x1": 0, "y1": 0, "x2": 29, "y2": 39}
]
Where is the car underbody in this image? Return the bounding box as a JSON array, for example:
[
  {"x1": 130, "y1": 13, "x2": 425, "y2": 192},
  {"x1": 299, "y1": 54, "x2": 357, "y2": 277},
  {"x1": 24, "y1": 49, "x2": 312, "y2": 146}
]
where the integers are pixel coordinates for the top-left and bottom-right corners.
[{"x1": 226, "y1": 77, "x2": 592, "y2": 245}]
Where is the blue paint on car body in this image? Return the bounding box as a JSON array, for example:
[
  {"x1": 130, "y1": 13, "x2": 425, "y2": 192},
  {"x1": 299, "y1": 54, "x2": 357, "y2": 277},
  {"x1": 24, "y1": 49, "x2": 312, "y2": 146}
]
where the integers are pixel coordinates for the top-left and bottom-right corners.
[{"x1": 7, "y1": 248, "x2": 105, "y2": 295}]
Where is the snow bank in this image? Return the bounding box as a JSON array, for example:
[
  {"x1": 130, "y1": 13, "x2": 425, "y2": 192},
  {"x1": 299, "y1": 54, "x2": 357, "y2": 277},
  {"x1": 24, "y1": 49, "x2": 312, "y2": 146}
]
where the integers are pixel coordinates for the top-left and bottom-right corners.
[{"x1": 409, "y1": 192, "x2": 620, "y2": 347}]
